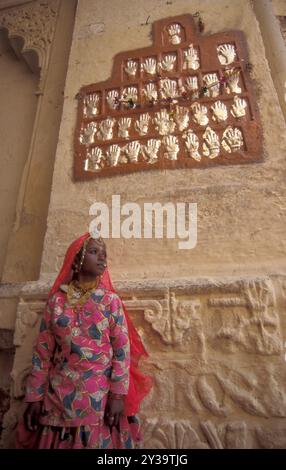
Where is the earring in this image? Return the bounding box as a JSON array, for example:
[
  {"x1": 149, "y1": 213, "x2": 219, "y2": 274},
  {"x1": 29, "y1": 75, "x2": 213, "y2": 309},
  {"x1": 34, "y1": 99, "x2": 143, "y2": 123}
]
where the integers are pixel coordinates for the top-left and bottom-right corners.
[
  {"x1": 72, "y1": 263, "x2": 79, "y2": 273},
  {"x1": 79, "y1": 241, "x2": 88, "y2": 271}
]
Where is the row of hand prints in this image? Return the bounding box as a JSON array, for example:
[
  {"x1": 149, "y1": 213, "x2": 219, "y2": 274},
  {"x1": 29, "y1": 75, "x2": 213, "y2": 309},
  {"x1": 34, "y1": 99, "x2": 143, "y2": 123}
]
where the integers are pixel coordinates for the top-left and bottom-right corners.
[
  {"x1": 166, "y1": 22, "x2": 237, "y2": 66},
  {"x1": 84, "y1": 125, "x2": 244, "y2": 171},
  {"x1": 83, "y1": 66, "x2": 242, "y2": 116},
  {"x1": 122, "y1": 42, "x2": 236, "y2": 76},
  {"x1": 80, "y1": 97, "x2": 247, "y2": 145}
]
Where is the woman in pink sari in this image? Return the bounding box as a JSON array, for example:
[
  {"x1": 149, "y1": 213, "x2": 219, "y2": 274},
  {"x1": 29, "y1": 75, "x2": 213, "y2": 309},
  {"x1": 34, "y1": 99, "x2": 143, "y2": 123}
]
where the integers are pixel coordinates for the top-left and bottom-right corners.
[{"x1": 16, "y1": 232, "x2": 152, "y2": 449}]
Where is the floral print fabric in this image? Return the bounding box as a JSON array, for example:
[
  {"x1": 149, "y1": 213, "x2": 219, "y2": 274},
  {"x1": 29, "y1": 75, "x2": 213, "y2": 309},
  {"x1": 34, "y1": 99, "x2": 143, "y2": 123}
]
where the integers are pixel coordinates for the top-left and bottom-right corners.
[{"x1": 25, "y1": 287, "x2": 131, "y2": 427}]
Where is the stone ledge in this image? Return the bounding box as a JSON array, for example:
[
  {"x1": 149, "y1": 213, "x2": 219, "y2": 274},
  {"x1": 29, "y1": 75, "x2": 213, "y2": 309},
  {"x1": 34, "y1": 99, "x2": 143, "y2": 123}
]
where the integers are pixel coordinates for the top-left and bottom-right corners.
[{"x1": 1, "y1": 271, "x2": 286, "y2": 299}]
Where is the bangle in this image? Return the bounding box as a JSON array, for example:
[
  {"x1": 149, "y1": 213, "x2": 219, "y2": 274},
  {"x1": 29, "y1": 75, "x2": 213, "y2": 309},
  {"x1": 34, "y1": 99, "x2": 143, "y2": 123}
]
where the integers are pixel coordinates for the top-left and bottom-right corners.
[{"x1": 108, "y1": 392, "x2": 124, "y2": 400}]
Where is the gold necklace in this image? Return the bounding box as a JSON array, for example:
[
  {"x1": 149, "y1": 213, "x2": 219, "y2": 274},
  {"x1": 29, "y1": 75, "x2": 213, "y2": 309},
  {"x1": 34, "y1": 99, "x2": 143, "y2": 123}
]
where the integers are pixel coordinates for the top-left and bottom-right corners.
[{"x1": 67, "y1": 276, "x2": 102, "y2": 307}]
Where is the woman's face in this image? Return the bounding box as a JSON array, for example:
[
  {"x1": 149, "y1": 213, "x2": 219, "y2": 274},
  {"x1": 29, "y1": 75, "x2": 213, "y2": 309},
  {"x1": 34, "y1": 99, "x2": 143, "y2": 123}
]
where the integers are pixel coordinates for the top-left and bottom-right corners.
[{"x1": 80, "y1": 238, "x2": 107, "y2": 277}]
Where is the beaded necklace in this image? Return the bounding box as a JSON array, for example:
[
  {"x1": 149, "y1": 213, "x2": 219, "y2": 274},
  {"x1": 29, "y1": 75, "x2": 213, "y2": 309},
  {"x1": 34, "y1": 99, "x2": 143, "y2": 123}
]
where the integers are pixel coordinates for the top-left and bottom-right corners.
[
  {"x1": 67, "y1": 277, "x2": 102, "y2": 337},
  {"x1": 67, "y1": 276, "x2": 102, "y2": 308}
]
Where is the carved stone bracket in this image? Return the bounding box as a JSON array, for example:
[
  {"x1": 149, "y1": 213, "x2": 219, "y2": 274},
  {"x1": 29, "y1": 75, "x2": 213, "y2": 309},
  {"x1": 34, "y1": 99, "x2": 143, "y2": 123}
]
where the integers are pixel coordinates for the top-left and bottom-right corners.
[
  {"x1": 125, "y1": 293, "x2": 202, "y2": 347},
  {"x1": 14, "y1": 299, "x2": 45, "y2": 346},
  {"x1": 123, "y1": 277, "x2": 282, "y2": 357},
  {"x1": 207, "y1": 278, "x2": 282, "y2": 355}
]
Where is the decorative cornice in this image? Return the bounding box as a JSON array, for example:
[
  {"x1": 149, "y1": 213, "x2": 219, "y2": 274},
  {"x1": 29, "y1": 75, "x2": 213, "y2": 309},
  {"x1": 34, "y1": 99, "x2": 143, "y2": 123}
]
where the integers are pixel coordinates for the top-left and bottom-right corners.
[{"x1": 1, "y1": 273, "x2": 286, "y2": 300}]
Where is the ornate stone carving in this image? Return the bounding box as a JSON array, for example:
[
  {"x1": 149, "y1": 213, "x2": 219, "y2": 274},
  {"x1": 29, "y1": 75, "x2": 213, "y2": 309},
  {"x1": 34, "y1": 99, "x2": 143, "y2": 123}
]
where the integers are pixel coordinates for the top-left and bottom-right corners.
[
  {"x1": 14, "y1": 300, "x2": 44, "y2": 347},
  {"x1": 210, "y1": 279, "x2": 282, "y2": 355},
  {"x1": 140, "y1": 418, "x2": 209, "y2": 448},
  {"x1": 256, "y1": 425, "x2": 286, "y2": 449},
  {"x1": 197, "y1": 376, "x2": 229, "y2": 417},
  {"x1": 126, "y1": 291, "x2": 204, "y2": 350},
  {"x1": 2, "y1": 275, "x2": 286, "y2": 448},
  {"x1": 0, "y1": 0, "x2": 59, "y2": 76},
  {"x1": 184, "y1": 76, "x2": 199, "y2": 97}
]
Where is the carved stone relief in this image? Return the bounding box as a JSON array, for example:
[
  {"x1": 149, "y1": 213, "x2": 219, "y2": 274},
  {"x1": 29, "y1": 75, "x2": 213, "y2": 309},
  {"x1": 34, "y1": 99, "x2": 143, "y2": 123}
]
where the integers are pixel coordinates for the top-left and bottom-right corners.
[
  {"x1": 0, "y1": 0, "x2": 59, "y2": 76},
  {"x1": 1, "y1": 275, "x2": 285, "y2": 448}
]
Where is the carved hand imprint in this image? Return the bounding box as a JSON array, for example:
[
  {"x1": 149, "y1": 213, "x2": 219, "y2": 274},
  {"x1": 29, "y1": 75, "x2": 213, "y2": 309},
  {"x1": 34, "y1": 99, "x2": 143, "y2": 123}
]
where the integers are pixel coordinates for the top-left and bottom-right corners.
[
  {"x1": 118, "y1": 117, "x2": 132, "y2": 139},
  {"x1": 184, "y1": 130, "x2": 201, "y2": 161},
  {"x1": 124, "y1": 141, "x2": 141, "y2": 163},
  {"x1": 203, "y1": 127, "x2": 220, "y2": 159},
  {"x1": 79, "y1": 122, "x2": 97, "y2": 145},
  {"x1": 141, "y1": 139, "x2": 161, "y2": 164},
  {"x1": 106, "y1": 144, "x2": 121, "y2": 166},
  {"x1": 163, "y1": 135, "x2": 179, "y2": 160}
]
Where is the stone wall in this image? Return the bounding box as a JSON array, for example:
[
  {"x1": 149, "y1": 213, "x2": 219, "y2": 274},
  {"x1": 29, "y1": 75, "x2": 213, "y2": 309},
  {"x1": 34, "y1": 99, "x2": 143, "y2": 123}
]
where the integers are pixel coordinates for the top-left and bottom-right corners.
[{"x1": 40, "y1": 0, "x2": 286, "y2": 282}]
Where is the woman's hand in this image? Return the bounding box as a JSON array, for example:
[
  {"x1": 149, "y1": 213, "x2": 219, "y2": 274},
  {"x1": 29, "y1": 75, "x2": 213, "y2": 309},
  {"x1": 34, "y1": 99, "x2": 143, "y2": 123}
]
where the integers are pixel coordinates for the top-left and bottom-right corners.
[
  {"x1": 104, "y1": 395, "x2": 125, "y2": 428},
  {"x1": 24, "y1": 401, "x2": 42, "y2": 432}
]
